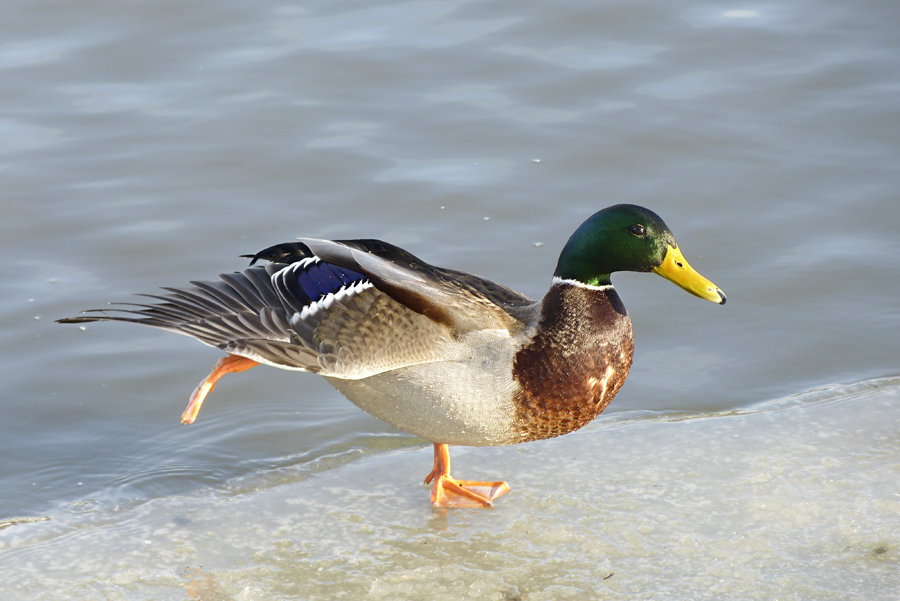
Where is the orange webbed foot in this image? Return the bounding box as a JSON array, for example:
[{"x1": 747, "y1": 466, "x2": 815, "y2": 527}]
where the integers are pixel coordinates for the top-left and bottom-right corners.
[
  {"x1": 424, "y1": 443, "x2": 510, "y2": 508},
  {"x1": 181, "y1": 354, "x2": 258, "y2": 424}
]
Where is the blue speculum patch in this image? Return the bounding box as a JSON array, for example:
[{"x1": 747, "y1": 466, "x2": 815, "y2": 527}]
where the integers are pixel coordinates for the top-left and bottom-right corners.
[{"x1": 295, "y1": 260, "x2": 367, "y2": 302}]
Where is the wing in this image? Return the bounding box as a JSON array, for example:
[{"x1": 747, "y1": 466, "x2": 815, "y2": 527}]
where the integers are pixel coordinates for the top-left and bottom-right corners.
[
  {"x1": 262, "y1": 238, "x2": 536, "y2": 334},
  {"x1": 60, "y1": 239, "x2": 537, "y2": 378},
  {"x1": 59, "y1": 263, "x2": 323, "y2": 371}
]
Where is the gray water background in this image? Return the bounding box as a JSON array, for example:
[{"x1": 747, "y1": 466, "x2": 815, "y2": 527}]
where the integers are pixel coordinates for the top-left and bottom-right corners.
[{"x1": 1, "y1": 1, "x2": 898, "y2": 599}]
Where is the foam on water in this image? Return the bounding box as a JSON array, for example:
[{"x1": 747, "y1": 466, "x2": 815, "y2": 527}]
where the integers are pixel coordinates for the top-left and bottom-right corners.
[{"x1": 2, "y1": 378, "x2": 896, "y2": 600}]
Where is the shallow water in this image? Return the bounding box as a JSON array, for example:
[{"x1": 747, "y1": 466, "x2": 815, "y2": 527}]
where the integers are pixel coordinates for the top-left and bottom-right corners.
[
  {"x1": 2, "y1": 0, "x2": 898, "y2": 599},
  {"x1": 4, "y1": 380, "x2": 897, "y2": 601}
]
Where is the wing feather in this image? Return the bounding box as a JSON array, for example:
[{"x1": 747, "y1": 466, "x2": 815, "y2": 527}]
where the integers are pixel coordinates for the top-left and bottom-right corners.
[{"x1": 59, "y1": 237, "x2": 538, "y2": 377}]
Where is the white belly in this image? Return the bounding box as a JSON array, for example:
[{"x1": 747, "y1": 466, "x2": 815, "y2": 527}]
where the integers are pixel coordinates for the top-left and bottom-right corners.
[{"x1": 324, "y1": 330, "x2": 525, "y2": 446}]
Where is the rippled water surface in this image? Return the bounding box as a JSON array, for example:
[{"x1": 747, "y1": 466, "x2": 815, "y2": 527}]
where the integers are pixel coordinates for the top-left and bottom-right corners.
[{"x1": 2, "y1": 1, "x2": 898, "y2": 599}]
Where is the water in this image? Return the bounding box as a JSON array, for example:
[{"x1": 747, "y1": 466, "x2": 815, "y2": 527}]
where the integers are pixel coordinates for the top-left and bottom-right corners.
[{"x1": 2, "y1": 0, "x2": 898, "y2": 599}]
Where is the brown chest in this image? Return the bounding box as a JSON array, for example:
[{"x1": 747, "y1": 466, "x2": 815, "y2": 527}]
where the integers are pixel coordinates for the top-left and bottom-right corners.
[{"x1": 511, "y1": 284, "x2": 634, "y2": 442}]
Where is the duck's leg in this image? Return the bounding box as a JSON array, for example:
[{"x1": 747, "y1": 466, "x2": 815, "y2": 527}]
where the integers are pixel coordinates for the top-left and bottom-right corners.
[
  {"x1": 423, "y1": 443, "x2": 510, "y2": 508},
  {"x1": 180, "y1": 354, "x2": 258, "y2": 424}
]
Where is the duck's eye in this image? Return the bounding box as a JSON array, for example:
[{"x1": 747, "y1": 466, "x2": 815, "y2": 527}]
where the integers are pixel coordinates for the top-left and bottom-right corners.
[{"x1": 629, "y1": 224, "x2": 645, "y2": 237}]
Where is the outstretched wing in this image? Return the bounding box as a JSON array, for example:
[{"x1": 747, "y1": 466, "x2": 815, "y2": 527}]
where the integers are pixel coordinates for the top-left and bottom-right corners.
[
  {"x1": 60, "y1": 239, "x2": 536, "y2": 379},
  {"x1": 60, "y1": 262, "x2": 321, "y2": 371}
]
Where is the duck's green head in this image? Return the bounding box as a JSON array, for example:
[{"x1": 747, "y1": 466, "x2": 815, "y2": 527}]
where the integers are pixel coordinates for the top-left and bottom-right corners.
[{"x1": 555, "y1": 204, "x2": 726, "y2": 304}]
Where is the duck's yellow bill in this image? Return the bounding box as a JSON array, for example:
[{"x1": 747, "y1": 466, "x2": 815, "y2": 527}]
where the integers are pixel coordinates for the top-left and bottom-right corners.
[{"x1": 652, "y1": 245, "x2": 726, "y2": 305}]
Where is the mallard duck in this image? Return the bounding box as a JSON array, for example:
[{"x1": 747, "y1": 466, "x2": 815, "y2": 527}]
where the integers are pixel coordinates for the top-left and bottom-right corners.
[{"x1": 59, "y1": 204, "x2": 725, "y2": 508}]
